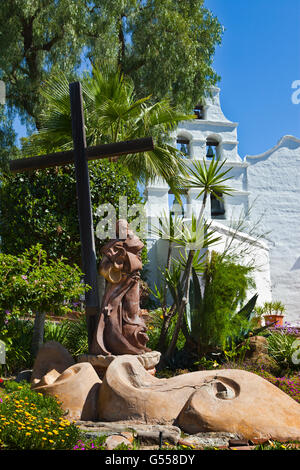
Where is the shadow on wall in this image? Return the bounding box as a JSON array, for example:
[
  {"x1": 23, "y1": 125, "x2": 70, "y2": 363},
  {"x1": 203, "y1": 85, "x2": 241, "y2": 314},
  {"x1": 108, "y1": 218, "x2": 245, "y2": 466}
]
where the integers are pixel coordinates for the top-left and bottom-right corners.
[{"x1": 291, "y1": 257, "x2": 300, "y2": 271}]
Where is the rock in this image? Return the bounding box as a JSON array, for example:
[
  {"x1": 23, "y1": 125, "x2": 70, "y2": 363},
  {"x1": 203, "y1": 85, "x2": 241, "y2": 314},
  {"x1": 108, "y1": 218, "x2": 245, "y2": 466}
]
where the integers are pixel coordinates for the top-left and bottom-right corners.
[
  {"x1": 32, "y1": 362, "x2": 101, "y2": 421},
  {"x1": 229, "y1": 446, "x2": 256, "y2": 450},
  {"x1": 178, "y1": 432, "x2": 240, "y2": 449},
  {"x1": 228, "y1": 438, "x2": 250, "y2": 446},
  {"x1": 76, "y1": 421, "x2": 181, "y2": 445},
  {"x1": 15, "y1": 369, "x2": 33, "y2": 383},
  {"x1": 254, "y1": 353, "x2": 281, "y2": 374},
  {"x1": 105, "y1": 434, "x2": 132, "y2": 450},
  {"x1": 31, "y1": 341, "x2": 74, "y2": 385},
  {"x1": 97, "y1": 355, "x2": 300, "y2": 442},
  {"x1": 244, "y1": 336, "x2": 268, "y2": 359}
]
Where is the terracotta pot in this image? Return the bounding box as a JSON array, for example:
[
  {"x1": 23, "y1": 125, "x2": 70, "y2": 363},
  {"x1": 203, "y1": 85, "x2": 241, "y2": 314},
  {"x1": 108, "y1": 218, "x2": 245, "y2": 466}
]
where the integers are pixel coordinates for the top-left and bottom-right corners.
[
  {"x1": 251, "y1": 317, "x2": 262, "y2": 328},
  {"x1": 264, "y1": 315, "x2": 284, "y2": 327}
]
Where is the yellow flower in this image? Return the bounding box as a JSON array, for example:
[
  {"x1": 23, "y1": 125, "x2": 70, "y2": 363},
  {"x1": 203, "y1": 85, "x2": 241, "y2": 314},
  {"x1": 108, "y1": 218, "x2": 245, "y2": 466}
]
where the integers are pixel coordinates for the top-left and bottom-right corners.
[
  {"x1": 42, "y1": 437, "x2": 47, "y2": 441},
  {"x1": 25, "y1": 432, "x2": 31, "y2": 436},
  {"x1": 49, "y1": 440, "x2": 55, "y2": 444},
  {"x1": 65, "y1": 434, "x2": 69, "y2": 437},
  {"x1": 47, "y1": 432, "x2": 53, "y2": 436},
  {"x1": 53, "y1": 430, "x2": 59, "y2": 435},
  {"x1": 35, "y1": 429, "x2": 40, "y2": 433}
]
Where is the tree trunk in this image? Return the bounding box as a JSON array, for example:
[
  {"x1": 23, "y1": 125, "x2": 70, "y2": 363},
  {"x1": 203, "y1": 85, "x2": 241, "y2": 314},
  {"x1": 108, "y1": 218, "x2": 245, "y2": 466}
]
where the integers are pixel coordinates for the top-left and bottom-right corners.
[
  {"x1": 164, "y1": 250, "x2": 194, "y2": 360},
  {"x1": 157, "y1": 303, "x2": 176, "y2": 353},
  {"x1": 163, "y1": 190, "x2": 209, "y2": 361},
  {"x1": 32, "y1": 312, "x2": 46, "y2": 357}
]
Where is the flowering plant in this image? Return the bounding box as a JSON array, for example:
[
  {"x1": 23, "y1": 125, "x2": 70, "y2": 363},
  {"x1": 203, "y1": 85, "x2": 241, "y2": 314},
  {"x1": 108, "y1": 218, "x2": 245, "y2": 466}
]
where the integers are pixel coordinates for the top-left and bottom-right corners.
[{"x1": 0, "y1": 381, "x2": 80, "y2": 449}]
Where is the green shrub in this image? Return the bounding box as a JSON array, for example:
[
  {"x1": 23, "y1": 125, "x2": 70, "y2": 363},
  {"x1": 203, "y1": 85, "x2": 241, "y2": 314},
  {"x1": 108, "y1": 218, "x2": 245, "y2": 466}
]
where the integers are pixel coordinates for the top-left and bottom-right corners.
[
  {"x1": 45, "y1": 317, "x2": 88, "y2": 357},
  {"x1": 0, "y1": 161, "x2": 143, "y2": 266},
  {"x1": 0, "y1": 316, "x2": 34, "y2": 374},
  {"x1": 185, "y1": 252, "x2": 256, "y2": 356},
  {"x1": 0, "y1": 381, "x2": 80, "y2": 449},
  {"x1": 147, "y1": 307, "x2": 185, "y2": 352},
  {"x1": 0, "y1": 244, "x2": 89, "y2": 357},
  {"x1": 267, "y1": 331, "x2": 300, "y2": 370}
]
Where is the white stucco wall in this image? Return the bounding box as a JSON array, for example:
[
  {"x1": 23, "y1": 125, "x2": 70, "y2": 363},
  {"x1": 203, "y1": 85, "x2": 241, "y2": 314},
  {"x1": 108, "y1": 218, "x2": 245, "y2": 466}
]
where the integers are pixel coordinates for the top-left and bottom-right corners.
[
  {"x1": 144, "y1": 87, "x2": 300, "y2": 325},
  {"x1": 246, "y1": 136, "x2": 300, "y2": 325},
  {"x1": 145, "y1": 218, "x2": 272, "y2": 309}
]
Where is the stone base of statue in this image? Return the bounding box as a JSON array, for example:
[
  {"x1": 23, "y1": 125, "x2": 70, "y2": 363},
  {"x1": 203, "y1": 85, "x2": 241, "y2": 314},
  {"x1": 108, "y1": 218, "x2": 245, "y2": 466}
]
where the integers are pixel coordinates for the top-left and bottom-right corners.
[{"x1": 77, "y1": 351, "x2": 161, "y2": 379}]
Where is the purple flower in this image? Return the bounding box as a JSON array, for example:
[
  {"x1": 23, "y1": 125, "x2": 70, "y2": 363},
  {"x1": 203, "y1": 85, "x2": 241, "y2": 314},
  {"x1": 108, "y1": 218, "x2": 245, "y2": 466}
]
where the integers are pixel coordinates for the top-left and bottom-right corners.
[{"x1": 21, "y1": 275, "x2": 27, "y2": 280}]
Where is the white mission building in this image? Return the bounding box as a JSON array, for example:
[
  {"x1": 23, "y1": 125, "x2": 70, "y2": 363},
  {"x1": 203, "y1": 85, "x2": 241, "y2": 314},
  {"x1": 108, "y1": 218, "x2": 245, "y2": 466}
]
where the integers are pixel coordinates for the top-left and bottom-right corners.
[{"x1": 145, "y1": 87, "x2": 300, "y2": 326}]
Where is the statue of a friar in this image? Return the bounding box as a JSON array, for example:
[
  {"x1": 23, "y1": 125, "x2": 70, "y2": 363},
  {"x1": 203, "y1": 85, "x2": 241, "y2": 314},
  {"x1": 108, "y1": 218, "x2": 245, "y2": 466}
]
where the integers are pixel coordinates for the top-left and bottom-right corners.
[{"x1": 91, "y1": 219, "x2": 151, "y2": 356}]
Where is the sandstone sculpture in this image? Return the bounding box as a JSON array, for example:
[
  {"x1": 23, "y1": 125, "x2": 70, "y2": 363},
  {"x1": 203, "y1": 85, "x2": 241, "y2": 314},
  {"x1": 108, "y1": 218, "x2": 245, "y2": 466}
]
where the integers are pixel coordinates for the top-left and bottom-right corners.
[
  {"x1": 77, "y1": 350, "x2": 160, "y2": 378},
  {"x1": 31, "y1": 348, "x2": 300, "y2": 441},
  {"x1": 31, "y1": 341, "x2": 75, "y2": 385},
  {"x1": 32, "y1": 362, "x2": 101, "y2": 421},
  {"x1": 90, "y1": 219, "x2": 150, "y2": 356},
  {"x1": 98, "y1": 355, "x2": 300, "y2": 441}
]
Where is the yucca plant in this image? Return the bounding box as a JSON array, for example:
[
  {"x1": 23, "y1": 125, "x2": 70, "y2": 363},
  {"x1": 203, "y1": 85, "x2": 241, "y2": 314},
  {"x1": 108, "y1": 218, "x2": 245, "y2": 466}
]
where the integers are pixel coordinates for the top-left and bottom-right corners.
[
  {"x1": 181, "y1": 157, "x2": 235, "y2": 222},
  {"x1": 160, "y1": 157, "x2": 235, "y2": 360}
]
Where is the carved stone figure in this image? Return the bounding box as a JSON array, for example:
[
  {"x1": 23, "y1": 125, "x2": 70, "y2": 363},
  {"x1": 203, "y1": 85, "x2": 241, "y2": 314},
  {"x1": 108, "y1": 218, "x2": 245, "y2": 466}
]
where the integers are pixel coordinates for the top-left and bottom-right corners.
[
  {"x1": 31, "y1": 351, "x2": 300, "y2": 441},
  {"x1": 98, "y1": 355, "x2": 300, "y2": 441},
  {"x1": 91, "y1": 220, "x2": 150, "y2": 356}
]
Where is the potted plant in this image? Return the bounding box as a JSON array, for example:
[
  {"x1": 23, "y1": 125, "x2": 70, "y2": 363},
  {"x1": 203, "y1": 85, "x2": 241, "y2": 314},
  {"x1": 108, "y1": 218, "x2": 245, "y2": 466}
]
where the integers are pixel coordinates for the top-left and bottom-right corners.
[
  {"x1": 251, "y1": 306, "x2": 264, "y2": 328},
  {"x1": 263, "y1": 301, "x2": 285, "y2": 327}
]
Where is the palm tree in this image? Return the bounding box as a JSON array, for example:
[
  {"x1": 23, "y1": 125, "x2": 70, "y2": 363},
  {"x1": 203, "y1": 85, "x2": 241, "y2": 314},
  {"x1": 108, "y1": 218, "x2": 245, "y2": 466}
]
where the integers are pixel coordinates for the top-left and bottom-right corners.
[{"x1": 23, "y1": 65, "x2": 195, "y2": 195}]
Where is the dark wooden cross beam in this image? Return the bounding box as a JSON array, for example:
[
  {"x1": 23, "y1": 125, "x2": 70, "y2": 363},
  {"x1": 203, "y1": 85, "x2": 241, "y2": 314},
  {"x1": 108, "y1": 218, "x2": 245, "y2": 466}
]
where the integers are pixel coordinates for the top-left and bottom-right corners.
[{"x1": 9, "y1": 81, "x2": 154, "y2": 352}]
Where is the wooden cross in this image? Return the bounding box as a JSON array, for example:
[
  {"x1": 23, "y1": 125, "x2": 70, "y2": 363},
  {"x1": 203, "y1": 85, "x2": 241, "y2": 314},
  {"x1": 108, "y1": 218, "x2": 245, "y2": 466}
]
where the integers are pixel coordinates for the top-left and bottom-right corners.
[{"x1": 10, "y1": 81, "x2": 154, "y2": 352}]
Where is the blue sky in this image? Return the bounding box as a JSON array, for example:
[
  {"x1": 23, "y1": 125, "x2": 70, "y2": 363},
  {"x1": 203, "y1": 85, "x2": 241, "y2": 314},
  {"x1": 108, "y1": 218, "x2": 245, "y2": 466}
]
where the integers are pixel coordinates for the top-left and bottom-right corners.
[
  {"x1": 204, "y1": 0, "x2": 300, "y2": 157},
  {"x1": 14, "y1": 0, "x2": 300, "y2": 158}
]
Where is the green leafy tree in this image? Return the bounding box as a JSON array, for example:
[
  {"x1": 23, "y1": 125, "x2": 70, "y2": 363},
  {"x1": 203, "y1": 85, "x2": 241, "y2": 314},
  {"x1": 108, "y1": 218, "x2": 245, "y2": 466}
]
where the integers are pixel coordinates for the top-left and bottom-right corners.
[
  {"x1": 115, "y1": 0, "x2": 223, "y2": 112},
  {"x1": 0, "y1": 108, "x2": 18, "y2": 172},
  {"x1": 0, "y1": 160, "x2": 142, "y2": 265},
  {"x1": 0, "y1": 0, "x2": 223, "y2": 128},
  {"x1": 0, "y1": 0, "x2": 88, "y2": 128},
  {"x1": 0, "y1": 244, "x2": 89, "y2": 357}
]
